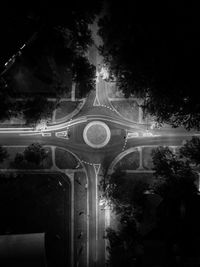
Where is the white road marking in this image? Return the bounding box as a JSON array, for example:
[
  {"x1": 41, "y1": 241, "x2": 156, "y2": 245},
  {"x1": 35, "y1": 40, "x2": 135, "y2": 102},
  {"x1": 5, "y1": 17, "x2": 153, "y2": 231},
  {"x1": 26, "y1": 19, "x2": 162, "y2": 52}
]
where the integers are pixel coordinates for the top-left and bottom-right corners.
[
  {"x1": 93, "y1": 96, "x2": 101, "y2": 107},
  {"x1": 93, "y1": 163, "x2": 101, "y2": 262},
  {"x1": 19, "y1": 133, "x2": 42, "y2": 136},
  {"x1": 41, "y1": 132, "x2": 51, "y2": 137},
  {"x1": 81, "y1": 160, "x2": 94, "y2": 166},
  {"x1": 93, "y1": 164, "x2": 101, "y2": 176},
  {"x1": 99, "y1": 104, "x2": 115, "y2": 111},
  {"x1": 66, "y1": 173, "x2": 75, "y2": 267},
  {"x1": 55, "y1": 131, "x2": 70, "y2": 139}
]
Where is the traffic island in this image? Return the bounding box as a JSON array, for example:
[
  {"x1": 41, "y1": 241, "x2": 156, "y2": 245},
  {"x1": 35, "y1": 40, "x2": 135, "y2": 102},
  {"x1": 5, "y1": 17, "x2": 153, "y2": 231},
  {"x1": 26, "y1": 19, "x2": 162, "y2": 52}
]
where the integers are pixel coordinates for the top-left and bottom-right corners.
[{"x1": 83, "y1": 121, "x2": 111, "y2": 148}]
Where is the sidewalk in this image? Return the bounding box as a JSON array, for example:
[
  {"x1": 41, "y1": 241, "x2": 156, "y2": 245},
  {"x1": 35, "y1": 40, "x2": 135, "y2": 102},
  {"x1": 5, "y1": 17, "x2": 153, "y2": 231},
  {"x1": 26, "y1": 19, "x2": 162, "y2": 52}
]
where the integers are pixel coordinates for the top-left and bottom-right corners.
[{"x1": 0, "y1": 98, "x2": 86, "y2": 129}]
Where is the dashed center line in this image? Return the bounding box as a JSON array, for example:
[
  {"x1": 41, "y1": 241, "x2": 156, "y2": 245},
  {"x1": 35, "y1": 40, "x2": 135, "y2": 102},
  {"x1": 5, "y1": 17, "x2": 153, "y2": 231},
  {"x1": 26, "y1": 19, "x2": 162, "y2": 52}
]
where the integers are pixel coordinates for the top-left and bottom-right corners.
[
  {"x1": 99, "y1": 104, "x2": 115, "y2": 112},
  {"x1": 81, "y1": 160, "x2": 94, "y2": 166}
]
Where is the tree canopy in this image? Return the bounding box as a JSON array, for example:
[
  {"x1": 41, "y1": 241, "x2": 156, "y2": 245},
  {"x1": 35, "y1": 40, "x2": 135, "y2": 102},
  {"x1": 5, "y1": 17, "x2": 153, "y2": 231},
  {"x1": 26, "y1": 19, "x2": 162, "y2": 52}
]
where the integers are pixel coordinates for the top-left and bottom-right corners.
[
  {"x1": 23, "y1": 143, "x2": 47, "y2": 166},
  {"x1": 12, "y1": 143, "x2": 47, "y2": 167},
  {"x1": 98, "y1": 1, "x2": 200, "y2": 130},
  {"x1": 179, "y1": 136, "x2": 200, "y2": 166},
  {"x1": 151, "y1": 144, "x2": 200, "y2": 265},
  {"x1": 152, "y1": 146, "x2": 198, "y2": 200},
  {"x1": 21, "y1": 96, "x2": 56, "y2": 126},
  {"x1": 101, "y1": 171, "x2": 149, "y2": 266},
  {"x1": 0, "y1": 1, "x2": 102, "y2": 124},
  {"x1": 0, "y1": 146, "x2": 9, "y2": 163},
  {"x1": 104, "y1": 137, "x2": 200, "y2": 266}
]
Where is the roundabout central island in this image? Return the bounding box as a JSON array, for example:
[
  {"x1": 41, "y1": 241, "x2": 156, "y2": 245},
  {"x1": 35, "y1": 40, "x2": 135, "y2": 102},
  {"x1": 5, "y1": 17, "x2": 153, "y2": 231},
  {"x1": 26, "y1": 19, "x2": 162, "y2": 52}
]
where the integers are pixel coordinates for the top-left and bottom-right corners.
[{"x1": 83, "y1": 121, "x2": 111, "y2": 148}]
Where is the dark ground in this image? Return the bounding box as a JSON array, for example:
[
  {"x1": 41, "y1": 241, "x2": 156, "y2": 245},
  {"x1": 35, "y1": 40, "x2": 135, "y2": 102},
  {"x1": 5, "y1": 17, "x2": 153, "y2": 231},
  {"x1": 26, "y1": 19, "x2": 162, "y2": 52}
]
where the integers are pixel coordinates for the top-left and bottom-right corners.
[{"x1": 0, "y1": 172, "x2": 71, "y2": 267}]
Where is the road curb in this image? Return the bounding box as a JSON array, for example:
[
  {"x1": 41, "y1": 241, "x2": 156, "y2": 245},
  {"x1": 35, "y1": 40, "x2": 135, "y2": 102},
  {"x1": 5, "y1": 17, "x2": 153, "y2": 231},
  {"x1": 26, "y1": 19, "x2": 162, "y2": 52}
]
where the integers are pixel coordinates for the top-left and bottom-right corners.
[{"x1": 50, "y1": 99, "x2": 86, "y2": 125}]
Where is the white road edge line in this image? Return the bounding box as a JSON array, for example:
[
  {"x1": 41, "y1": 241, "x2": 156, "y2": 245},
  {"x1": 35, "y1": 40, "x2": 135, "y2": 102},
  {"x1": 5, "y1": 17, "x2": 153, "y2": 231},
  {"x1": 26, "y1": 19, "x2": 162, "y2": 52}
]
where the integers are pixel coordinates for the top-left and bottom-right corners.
[
  {"x1": 86, "y1": 170, "x2": 89, "y2": 267},
  {"x1": 93, "y1": 164, "x2": 101, "y2": 263}
]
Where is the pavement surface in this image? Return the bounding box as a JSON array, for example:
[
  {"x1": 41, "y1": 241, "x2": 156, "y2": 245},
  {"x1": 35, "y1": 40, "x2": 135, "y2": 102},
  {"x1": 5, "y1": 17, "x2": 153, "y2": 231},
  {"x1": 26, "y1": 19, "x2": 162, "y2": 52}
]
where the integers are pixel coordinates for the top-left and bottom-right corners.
[{"x1": 0, "y1": 19, "x2": 199, "y2": 267}]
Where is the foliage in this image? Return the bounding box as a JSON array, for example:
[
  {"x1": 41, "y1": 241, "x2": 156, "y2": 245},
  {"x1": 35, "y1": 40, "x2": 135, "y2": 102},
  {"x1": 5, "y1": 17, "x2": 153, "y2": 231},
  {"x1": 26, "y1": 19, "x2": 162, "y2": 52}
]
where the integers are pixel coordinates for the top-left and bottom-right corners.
[
  {"x1": 12, "y1": 143, "x2": 47, "y2": 168},
  {"x1": 0, "y1": 1, "x2": 103, "y2": 62},
  {"x1": 0, "y1": 78, "x2": 19, "y2": 121},
  {"x1": 0, "y1": 2, "x2": 102, "y2": 122},
  {"x1": 21, "y1": 96, "x2": 56, "y2": 125},
  {"x1": 102, "y1": 170, "x2": 149, "y2": 267},
  {"x1": 179, "y1": 136, "x2": 200, "y2": 166},
  {"x1": 23, "y1": 143, "x2": 47, "y2": 166},
  {"x1": 102, "y1": 171, "x2": 149, "y2": 216},
  {"x1": 72, "y1": 56, "x2": 96, "y2": 97},
  {"x1": 106, "y1": 225, "x2": 140, "y2": 267},
  {"x1": 104, "y1": 139, "x2": 200, "y2": 265},
  {"x1": 98, "y1": 2, "x2": 200, "y2": 130},
  {"x1": 0, "y1": 146, "x2": 9, "y2": 163},
  {"x1": 14, "y1": 152, "x2": 24, "y2": 165},
  {"x1": 151, "y1": 146, "x2": 198, "y2": 199},
  {"x1": 151, "y1": 144, "x2": 200, "y2": 266}
]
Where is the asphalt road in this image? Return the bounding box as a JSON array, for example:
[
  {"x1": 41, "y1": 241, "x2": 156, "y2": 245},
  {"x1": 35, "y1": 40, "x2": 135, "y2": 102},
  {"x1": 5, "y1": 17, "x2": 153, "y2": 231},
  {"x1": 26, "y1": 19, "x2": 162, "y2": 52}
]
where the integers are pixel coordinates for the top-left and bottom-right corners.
[
  {"x1": 0, "y1": 86, "x2": 197, "y2": 267},
  {"x1": 0, "y1": 22, "x2": 198, "y2": 267}
]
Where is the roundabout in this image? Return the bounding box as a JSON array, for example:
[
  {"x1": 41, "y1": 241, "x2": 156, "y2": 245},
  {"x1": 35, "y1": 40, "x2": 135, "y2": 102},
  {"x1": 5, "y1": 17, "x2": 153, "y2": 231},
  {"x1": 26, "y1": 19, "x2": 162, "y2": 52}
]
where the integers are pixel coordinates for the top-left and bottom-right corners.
[{"x1": 83, "y1": 121, "x2": 111, "y2": 148}]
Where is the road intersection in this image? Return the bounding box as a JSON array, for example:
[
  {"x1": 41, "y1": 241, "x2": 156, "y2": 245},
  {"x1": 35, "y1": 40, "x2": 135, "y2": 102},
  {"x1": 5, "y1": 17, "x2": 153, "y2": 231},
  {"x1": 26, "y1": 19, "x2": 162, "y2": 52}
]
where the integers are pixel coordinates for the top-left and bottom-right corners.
[
  {"x1": 0, "y1": 21, "x2": 199, "y2": 266},
  {"x1": 0, "y1": 73, "x2": 198, "y2": 267}
]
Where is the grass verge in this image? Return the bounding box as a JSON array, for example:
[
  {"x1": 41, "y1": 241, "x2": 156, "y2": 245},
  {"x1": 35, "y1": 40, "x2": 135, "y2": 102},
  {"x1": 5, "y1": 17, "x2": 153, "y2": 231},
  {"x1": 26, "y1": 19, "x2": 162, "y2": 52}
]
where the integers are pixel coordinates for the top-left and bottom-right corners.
[
  {"x1": 115, "y1": 151, "x2": 140, "y2": 170},
  {"x1": 111, "y1": 100, "x2": 139, "y2": 122},
  {"x1": 55, "y1": 101, "x2": 82, "y2": 120},
  {"x1": 55, "y1": 148, "x2": 81, "y2": 169},
  {"x1": 0, "y1": 146, "x2": 52, "y2": 169}
]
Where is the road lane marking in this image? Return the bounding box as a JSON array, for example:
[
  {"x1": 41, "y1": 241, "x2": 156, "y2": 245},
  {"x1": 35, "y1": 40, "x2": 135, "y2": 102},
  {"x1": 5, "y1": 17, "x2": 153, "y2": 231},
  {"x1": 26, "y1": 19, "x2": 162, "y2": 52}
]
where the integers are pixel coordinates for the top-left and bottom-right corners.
[
  {"x1": 81, "y1": 160, "x2": 94, "y2": 166},
  {"x1": 93, "y1": 164, "x2": 101, "y2": 175},
  {"x1": 93, "y1": 164, "x2": 101, "y2": 262},
  {"x1": 82, "y1": 163, "x2": 101, "y2": 262},
  {"x1": 19, "y1": 133, "x2": 42, "y2": 136},
  {"x1": 0, "y1": 117, "x2": 87, "y2": 133},
  {"x1": 93, "y1": 96, "x2": 100, "y2": 106},
  {"x1": 19, "y1": 132, "x2": 52, "y2": 137},
  {"x1": 55, "y1": 130, "x2": 70, "y2": 139},
  {"x1": 41, "y1": 132, "x2": 51, "y2": 137},
  {"x1": 99, "y1": 104, "x2": 115, "y2": 111},
  {"x1": 109, "y1": 145, "x2": 181, "y2": 174},
  {"x1": 66, "y1": 173, "x2": 75, "y2": 267}
]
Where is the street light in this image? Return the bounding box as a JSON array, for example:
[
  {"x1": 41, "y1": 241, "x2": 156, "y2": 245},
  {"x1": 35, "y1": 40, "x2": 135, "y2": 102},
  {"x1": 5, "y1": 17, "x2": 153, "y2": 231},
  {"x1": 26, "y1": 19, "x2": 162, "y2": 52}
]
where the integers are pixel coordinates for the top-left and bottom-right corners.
[{"x1": 35, "y1": 120, "x2": 47, "y2": 131}]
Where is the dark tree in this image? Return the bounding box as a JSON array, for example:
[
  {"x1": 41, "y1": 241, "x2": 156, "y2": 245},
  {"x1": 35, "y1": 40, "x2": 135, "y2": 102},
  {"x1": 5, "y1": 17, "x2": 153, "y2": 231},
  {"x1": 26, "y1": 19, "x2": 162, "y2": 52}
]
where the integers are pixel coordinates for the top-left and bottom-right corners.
[
  {"x1": 22, "y1": 96, "x2": 56, "y2": 126},
  {"x1": 102, "y1": 171, "x2": 148, "y2": 267},
  {"x1": 0, "y1": 146, "x2": 9, "y2": 163},
  {"x1": 0, "y1": 1, "x2": 103, "y2": 62},
  {"x1": 13, "y1": 152, "x2": 24, "y2": 166},
  {"x1": 152, "y1": 146, "x2": 198, "y2": 199},
  {"x1": 0, "y1": 1, "x2": 102, "y2": 122},
  {"x1": 72, "y1": 56, "x2": 96, "y2": 97},
  {"x1": 151, "y1": 146, "x2": 200, "y2": 265},
  {"x1": 0, "y1": 78, "x2": 19, "y2": 121},
  {"x1": 102, "y1": 171, "x2": 149, "y2": 214},
  {"x1": 179, "y1": 137, "x2": 200, "y2": 166},
  {"x1": 24, "y1": 143, "x2": 47, "y2": 166},
  {"x1": 104, "y1": 140, "x2": 200, "y2": 266},
  {"x1": 106, "y1": 223, "x2": 140, "y2": 267},
  {"x1": 98, "y1": 2, "x2": 200, "y2": 130}
]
